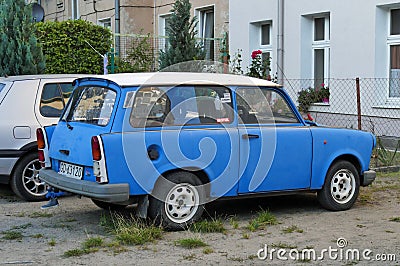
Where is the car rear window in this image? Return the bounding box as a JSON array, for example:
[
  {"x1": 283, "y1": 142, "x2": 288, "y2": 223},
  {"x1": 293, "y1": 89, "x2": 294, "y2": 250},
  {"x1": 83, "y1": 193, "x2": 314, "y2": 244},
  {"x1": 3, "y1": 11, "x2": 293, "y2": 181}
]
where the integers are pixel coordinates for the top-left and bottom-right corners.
[{"x1": 63, "y1": 86, "x2": 116, "y2": 126}]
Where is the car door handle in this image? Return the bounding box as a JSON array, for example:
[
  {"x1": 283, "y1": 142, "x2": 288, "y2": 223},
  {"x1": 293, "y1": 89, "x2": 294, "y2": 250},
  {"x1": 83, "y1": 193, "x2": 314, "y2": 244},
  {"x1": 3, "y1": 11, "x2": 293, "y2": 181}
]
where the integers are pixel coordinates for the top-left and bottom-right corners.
[{"x1": 242, "y1": 134, "x2": 260, "y2": 139}]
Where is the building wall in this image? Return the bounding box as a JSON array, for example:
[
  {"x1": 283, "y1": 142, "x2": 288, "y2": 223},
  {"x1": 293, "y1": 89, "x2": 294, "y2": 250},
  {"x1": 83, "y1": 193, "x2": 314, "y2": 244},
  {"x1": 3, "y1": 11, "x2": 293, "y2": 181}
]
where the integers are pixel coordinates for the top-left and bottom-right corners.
[
  {"x1": 41, "y1": 0, "x2": 228, "y2": 37},
  {"x1": 41, "y1": 0, "x2": 154, "y2": 34},
  {"x1": 230, "y1": 0, "x2": 400, "y2": 135},
  {"x1": 229, "y1": 0, "x2": 400, "y2": 79}
]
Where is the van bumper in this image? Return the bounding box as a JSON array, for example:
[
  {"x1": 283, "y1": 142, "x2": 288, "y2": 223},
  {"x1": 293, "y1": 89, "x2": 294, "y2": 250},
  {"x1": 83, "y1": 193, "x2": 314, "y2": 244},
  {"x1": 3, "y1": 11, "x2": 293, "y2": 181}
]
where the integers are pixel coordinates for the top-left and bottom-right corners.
[
  {"x1": 362, "y1": 170, "x2": 376, "y2": 187},
  {"x1": 39, "y1": 168, "x2": 129, "y2": 203}
]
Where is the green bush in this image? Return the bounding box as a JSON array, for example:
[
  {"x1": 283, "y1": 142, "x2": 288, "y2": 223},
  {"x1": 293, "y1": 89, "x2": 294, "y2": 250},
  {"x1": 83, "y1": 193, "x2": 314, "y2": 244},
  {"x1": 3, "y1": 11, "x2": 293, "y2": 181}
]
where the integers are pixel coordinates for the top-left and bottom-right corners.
[{"x1": 36, "y1": 20, "x2": 112, "y2": 74}]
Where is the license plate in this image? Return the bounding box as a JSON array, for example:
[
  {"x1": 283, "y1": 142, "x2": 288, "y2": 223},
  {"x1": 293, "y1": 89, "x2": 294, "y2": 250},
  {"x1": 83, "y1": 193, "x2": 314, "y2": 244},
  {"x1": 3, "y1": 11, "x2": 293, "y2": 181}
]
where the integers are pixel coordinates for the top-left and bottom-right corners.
[{"x1": 59, "y1": 162, "x2": 83, "y2": 179}]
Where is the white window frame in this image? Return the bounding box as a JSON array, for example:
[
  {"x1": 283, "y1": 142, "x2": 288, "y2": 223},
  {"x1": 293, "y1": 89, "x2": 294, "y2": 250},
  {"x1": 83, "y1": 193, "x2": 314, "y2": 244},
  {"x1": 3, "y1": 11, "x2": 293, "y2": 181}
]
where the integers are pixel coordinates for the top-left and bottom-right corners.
[
  {"x1": 312, "y1": 15, "x2": 330, "y2": 87},
  {"x1": 98, "y1": 18, "x2": 112, "y2": 30},
  {"x1": 260, "y1": 23, "x2": 272, "y2": 47},
  {"x1": 159, "y1": 13, "x2": 172, "y2": 52},
  {"x1": 387, "y1": 8, "x2": 400, "y2": 99},
  {"x1": 71, "y1": 0, "x2": 79, "y2": 20},
  {"x1": 195, "y1": 5, "x2": 215, "y2": 60}
]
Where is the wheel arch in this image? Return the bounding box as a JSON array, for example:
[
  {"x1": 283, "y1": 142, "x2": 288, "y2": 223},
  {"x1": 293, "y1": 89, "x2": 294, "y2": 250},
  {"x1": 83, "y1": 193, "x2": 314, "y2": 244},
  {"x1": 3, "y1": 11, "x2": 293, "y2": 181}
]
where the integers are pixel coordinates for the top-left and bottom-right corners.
[
  {"x1": 328, "y1": 154, "x2": 362, "y2": 183},
  {"x1": 155, "y1": 168, "x2": 211, "y2": 198},
  {"x1": 11, "y1": 141, "x2": 38, "y2": 176}
]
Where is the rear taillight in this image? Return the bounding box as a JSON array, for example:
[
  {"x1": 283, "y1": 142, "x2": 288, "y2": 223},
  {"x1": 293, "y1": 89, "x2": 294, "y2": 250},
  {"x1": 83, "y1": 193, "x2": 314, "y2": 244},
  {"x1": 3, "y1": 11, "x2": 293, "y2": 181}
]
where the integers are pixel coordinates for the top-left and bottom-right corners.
[
  {"x1": 36, "y1": 128, "x2": 50, "y2": 168},
  {"x1": 91, "y1": 136, "x2": 102, "y2": 161},
  {"x1": 37, "y1": 128, "x2": 45, "y2": 149},
  {"x1": 91, "y1": 136, "x2": 108, "y2": 183},
  {"x1": 38, "y1": 150, "x2": 45, "y2": 162}
]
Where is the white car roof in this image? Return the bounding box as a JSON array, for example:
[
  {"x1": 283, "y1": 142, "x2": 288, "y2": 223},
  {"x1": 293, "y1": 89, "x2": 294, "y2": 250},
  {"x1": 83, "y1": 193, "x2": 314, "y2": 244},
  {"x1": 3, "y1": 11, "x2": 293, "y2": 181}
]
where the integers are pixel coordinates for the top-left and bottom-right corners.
[
  {"x1": 82, "y1": 72, "x2": 281, "y2": 88},
  {"x1": 0, "y1": 74, "x2": 87, "y2": 82}
]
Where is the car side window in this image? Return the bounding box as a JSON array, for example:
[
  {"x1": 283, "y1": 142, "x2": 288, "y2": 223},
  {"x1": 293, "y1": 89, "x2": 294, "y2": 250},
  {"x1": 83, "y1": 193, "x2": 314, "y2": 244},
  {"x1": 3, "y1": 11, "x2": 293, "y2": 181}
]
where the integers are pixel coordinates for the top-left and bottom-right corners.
[
  {"x1": 130, "y1": 86, "x2": 234, "y2": 127},
  {"x1": 0, "y1": 83, "x2": 5, "y2": 93},
  {"x1": 40, "y1": 83, "x2": 74, "y2": 117},
  {"x1": 237, "y1": 87, "x2": 299, "y2": 124}
]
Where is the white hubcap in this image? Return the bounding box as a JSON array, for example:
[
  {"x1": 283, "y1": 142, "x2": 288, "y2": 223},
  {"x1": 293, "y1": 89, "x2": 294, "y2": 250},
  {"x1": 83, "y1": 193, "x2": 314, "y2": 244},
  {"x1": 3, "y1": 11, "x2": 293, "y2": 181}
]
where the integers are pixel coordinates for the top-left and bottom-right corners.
[
  {"x1": 165, "y1": 183, "x2": 199, "y2": 224},
  {"x1": 330, "y1": 169, "x2": 355, "y2": 204}
]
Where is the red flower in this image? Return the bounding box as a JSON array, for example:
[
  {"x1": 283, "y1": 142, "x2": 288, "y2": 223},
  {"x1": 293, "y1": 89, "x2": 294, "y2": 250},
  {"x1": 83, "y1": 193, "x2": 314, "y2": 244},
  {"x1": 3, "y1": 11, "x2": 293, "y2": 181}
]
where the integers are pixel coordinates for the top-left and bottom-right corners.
[
  {"x1": 251, "y1": 50, "x2": 262, "y2": 59},
  {"x1": 321, "y1": 83, "x2": 325, "y2": 88}
]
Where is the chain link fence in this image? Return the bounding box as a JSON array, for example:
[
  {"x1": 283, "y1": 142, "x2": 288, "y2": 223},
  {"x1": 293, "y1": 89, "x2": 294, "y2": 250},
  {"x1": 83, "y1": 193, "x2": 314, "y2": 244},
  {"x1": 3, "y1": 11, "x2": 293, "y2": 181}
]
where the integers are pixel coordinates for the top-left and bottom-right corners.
[
  {"x1": 113, "y1": 34, "x2": 226, "y2": 71},
  {"x1": 282, "y1": 78, "x2": 400, "y2": 138}
]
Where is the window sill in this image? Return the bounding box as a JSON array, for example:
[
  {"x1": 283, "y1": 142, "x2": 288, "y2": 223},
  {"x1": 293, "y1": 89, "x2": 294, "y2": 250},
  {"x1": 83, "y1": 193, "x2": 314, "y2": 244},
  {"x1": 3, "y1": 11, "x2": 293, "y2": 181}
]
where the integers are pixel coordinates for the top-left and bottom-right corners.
[
  {"x1": 372, "y1": 104, "x2": 400, "y2": 109},
  {"x1": 311, "y1": 102, "x2": 330, "y2": 107}
]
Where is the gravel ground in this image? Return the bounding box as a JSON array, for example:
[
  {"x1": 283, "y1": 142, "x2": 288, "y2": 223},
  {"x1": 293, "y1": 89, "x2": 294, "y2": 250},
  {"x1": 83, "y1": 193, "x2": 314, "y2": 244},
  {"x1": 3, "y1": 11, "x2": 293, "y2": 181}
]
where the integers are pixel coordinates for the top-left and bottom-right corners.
[{"x1": 0, "y1": 172, "x2": 399, "y2": 266}]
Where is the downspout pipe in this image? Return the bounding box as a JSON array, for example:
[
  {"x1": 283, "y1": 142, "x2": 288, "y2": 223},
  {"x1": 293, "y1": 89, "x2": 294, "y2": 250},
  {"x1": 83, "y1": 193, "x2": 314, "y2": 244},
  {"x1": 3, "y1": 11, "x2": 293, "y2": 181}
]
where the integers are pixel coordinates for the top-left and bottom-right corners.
[
  {"x1": 277, "y1": 0, "x2": 284, "y2": 83},
  {"x1": 115, "y1": 0, "x2": 121, "y2": 55}
]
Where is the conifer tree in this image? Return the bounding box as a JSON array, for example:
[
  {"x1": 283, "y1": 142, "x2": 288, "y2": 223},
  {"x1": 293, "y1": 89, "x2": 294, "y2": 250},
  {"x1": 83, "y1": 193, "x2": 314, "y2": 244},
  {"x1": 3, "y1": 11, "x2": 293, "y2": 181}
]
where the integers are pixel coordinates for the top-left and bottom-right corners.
[
  {"x1": 0, "y1": 0, "x2": 45, "y2": 76},
  {"x1": 159, "y1": 0, "x2": 205, "y2": 70}
]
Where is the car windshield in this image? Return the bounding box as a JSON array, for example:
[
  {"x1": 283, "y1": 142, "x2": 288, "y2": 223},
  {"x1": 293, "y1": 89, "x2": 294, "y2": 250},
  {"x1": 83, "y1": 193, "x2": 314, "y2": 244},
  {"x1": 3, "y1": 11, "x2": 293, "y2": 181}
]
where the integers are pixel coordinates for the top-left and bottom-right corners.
[{"x1": 62, "y1": 86, "x2": 116, "y2": 126}]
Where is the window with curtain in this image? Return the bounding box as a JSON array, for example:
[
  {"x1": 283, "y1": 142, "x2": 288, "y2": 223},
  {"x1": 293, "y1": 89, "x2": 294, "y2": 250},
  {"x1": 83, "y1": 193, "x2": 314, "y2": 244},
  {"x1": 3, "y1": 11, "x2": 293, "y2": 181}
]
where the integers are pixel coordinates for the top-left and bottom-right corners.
[{"x1": 200, "y1": 9, "x2": 215, "y2": 60}]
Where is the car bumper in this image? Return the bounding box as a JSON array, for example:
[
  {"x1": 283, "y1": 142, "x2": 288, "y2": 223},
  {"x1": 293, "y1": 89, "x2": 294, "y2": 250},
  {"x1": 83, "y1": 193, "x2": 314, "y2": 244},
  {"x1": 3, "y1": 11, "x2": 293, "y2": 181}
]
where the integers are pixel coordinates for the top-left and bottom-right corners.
[
  {"x1": 0, "y1": 157, "x2": 18, "y2": 176},
  {"x1": 362, "y1": 170, "x2": 376, "y2": 186},
  {"x1": 39, "y1": 168, "x2": 130, "y2": 203}
]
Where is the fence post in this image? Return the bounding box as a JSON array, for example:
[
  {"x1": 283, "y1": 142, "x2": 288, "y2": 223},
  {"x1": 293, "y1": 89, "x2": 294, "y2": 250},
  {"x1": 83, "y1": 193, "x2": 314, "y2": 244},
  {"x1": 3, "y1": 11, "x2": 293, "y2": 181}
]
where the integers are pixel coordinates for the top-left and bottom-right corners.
[{"x1": 356, "y1": 77, "x2": 362, "y2": 130}]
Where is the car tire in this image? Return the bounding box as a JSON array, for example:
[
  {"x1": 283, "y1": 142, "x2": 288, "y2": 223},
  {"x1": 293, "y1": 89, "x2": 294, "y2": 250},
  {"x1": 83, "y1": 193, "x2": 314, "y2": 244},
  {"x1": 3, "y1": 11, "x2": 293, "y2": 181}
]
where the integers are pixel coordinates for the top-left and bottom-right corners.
[
  {"x1": 317, "y1": 160, "x2": 360, "y2": 211},
  {"x1": 92, "y1": 199, "x2": 128, "y2": 211},
  {"x1": 10, "y1": 153, "x2": 48, "y2": 201},
  {"x1": 148, "y1": 172, "x2": 205, "y2": 231}
]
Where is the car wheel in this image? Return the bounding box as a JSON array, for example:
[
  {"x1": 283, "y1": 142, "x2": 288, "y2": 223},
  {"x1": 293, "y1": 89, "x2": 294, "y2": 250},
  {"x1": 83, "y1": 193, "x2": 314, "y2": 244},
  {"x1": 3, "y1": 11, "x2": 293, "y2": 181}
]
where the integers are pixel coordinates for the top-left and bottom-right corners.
[
  {"x1": 317, "y1": 160, "x2": 360, "y2": 211},
  {"x1": 10, "y1": 153, "x2": 48, "y2": 201},
  {"x1": 148, "y1": 172, "x2": 205, "y2": 231},
  {"x1": 92, "y1": 199, "x2": 128, "y2": 211}
]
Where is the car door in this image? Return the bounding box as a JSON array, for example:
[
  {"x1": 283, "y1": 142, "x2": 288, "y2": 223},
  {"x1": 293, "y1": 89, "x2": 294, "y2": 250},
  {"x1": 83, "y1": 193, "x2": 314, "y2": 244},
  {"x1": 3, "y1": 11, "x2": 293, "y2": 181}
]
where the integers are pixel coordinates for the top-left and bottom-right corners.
[
  {"x1": 237, "y1": 87, "x2": 313, "y2": 193},
  {"x1": 122, "y1": 85, "x2": 240, "y2": 198}
]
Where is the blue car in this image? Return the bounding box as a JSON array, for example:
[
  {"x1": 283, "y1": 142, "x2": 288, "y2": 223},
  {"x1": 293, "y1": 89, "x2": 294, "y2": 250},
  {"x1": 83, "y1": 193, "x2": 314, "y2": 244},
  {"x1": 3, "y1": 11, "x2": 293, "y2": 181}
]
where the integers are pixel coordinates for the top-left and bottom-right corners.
[{"x1": 38, "y1": 72, "x2": 376, "y2": 230}]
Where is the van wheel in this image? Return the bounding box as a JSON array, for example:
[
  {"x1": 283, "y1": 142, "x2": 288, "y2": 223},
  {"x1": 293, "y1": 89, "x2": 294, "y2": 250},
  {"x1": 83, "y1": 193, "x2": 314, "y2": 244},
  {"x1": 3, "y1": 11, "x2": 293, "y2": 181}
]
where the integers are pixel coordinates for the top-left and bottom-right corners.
[
  {"x1": 148, "y1": 172, "x2": 205, "y2": 231},
  {"x1": 10, "y1": 153, "x2": 48, "y2": 201},
  {"x1": 317, "y1": 160, "x2": 360, "y2": 211},
  {"x1": 92, "y1": 199, "x2": 128, "y2": 211}
]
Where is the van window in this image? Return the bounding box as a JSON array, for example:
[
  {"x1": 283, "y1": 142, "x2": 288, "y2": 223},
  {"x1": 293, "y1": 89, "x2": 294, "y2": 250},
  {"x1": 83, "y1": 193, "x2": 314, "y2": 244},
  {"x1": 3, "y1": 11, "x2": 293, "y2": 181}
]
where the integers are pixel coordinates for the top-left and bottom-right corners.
[
  {"x1": 63, "y1": 86, "x2": 116, "y2": 126},
  {"x1": 237, "y1": 88, "x2": 299, "y2": 124},
  {"x1": 40, "y1": 83, "x2": 74, "y2": 117},
  {"x1": 130, "y1": 86, "x2": 233, "y2": 127}
]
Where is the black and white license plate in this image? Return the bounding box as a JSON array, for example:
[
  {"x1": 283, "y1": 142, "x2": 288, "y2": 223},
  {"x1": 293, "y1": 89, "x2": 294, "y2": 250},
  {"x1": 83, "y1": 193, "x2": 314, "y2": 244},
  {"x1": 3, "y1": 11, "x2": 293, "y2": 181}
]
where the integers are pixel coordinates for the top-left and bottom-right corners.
[{"x1": 58, "y1": 161, "x2": 83, "y2": 180}]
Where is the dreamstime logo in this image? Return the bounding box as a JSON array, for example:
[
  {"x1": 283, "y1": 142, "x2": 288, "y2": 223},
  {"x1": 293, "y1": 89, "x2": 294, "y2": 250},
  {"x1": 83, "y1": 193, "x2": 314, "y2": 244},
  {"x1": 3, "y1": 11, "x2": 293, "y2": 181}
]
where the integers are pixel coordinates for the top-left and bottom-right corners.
[
  {"x1": 257, "y1": 237, "x2": 397, "y2": 262},
  {"x1": 121, "y1": 60, "x2": 278, "y2": 204}
]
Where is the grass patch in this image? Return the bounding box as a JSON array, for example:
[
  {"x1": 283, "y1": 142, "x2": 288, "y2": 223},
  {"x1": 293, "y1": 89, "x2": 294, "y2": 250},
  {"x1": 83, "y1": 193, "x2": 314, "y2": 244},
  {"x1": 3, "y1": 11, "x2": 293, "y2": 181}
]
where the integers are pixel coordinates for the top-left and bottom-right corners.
[
  {"x1": 229, "y1": 217, "x2": 239, "y2": 229},
  {"x1": 63, "y1": 237, "x2": 104, "y2": 257},
  {"x1": 247, "y1": 209, "x2": 278, "y2": 231},
  {"x1": 389, "y1": 217, "x2": 400, "y2": 222},
  {"x1": 112, "y1": 214, "x2": 163, "y2": 245},
  {"x1": 32, "y1": 234, "x2": 43, "y2": 238},
  {"x1": 203, "y1": 247, "x2": 213, "y2": 254},
  {"x1": 82, "y1": 237, "x2": 104, "y2": 249},
  {"x1": 11, "y1": 223, "x2": 32, "y2": 230},
  {"x1": 190, "y1": 219, "x2": 226, "y2": 233},
  {"x1": 48, "y1": 238, "x2": 56, "y2": 246},
  {"x1": 282, "y1": 225, "x2": 303, "y2": 234},
  {"x1": 2, "y1": 231, "x2": 23, "y2": 240},
  {"x1": 29, "y1": 212, "x2": 53, "y2": 218},
  {"x1": 242, "y1": 233, "x2": 249, "y2": 239},
  {"x1": 175, "y1": 238, "x2": 207, "y2": 249},
  {"x1": 64, "y1": 248, "x2": 87, "y2": 257}
]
